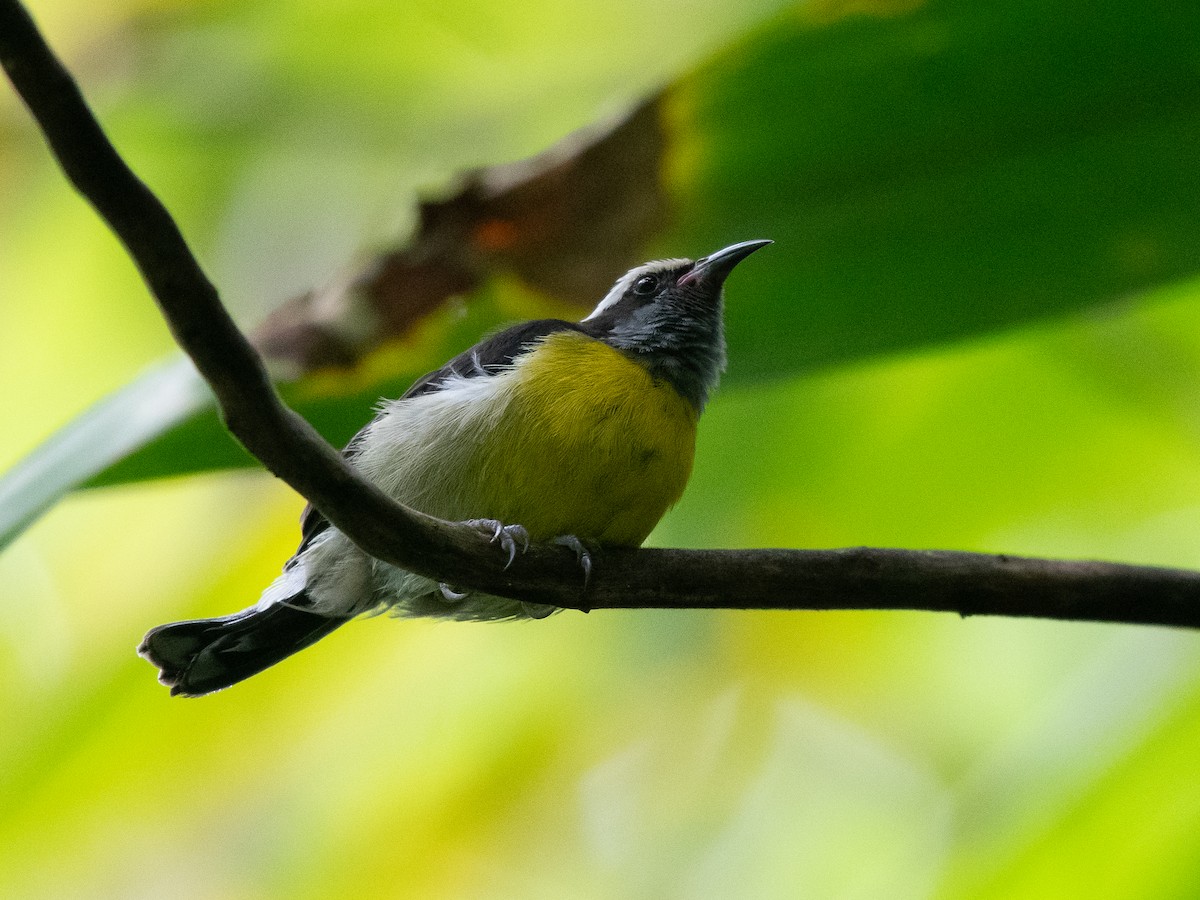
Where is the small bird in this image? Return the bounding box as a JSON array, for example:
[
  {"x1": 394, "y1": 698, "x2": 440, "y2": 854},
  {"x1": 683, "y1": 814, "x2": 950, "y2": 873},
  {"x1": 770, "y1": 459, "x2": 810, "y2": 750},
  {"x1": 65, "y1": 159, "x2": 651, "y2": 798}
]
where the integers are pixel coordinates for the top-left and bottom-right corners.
[{"x1": 139, "y1": 239, "x2": 770, "y2": 696}]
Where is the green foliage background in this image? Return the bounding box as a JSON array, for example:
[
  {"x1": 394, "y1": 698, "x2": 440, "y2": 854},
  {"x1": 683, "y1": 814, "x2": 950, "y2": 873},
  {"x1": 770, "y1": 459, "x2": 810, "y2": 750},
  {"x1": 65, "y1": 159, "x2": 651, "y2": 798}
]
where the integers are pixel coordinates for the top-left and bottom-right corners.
[{"x1": 4, "y1": 0, "x2": 1200, "y2": 897}]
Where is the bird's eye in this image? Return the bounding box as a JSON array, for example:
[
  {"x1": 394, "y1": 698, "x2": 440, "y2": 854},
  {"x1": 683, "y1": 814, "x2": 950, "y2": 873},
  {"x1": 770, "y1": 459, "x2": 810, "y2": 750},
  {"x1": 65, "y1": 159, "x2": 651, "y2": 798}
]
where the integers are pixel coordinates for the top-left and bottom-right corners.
[{"x1": 632, "y1": 274, "x2": 658, "y2": 296}]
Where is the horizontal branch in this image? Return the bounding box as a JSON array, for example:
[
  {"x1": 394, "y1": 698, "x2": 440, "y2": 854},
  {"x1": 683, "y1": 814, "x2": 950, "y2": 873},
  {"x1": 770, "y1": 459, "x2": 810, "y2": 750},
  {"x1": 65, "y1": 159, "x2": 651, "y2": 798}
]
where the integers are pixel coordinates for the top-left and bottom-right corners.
[
  {"x1": 572, "y1": 546, "x2": 1200, "y2": 628},
  {"x1": 4, "y1": 0, "x2": 1199, "y2": 629}
]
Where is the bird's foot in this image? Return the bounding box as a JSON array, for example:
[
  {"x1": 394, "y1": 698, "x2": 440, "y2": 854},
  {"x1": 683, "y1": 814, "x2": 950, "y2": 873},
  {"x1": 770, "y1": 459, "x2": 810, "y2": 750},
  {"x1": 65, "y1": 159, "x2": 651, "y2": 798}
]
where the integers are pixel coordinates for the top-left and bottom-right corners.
[
  {"x1": 552, "y1": 534, "x2": 593, "y2": 590},
  {"x1": 466, "y1": 519, "x2": 531, "y2": 570}
]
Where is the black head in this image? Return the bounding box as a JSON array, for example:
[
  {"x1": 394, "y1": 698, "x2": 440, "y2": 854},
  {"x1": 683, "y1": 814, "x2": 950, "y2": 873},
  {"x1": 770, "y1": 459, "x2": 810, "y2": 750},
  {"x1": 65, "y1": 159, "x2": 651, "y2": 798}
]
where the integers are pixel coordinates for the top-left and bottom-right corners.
[{"x1": 579, "y1": 240, "x2": 771, "y2": 411}]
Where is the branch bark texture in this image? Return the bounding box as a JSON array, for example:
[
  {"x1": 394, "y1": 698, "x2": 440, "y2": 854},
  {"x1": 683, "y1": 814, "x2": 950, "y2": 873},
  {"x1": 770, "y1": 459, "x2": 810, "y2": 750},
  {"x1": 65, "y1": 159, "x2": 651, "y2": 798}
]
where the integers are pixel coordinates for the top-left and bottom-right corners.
[{"x1": 3, "y1": 0, "x2": 1199, "y2": 629}]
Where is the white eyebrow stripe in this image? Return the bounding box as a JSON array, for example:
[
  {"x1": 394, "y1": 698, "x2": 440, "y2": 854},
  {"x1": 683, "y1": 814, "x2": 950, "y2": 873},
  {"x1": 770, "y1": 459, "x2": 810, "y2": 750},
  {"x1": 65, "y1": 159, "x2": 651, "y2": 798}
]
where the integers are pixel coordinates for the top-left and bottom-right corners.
[
  {"x1": 582, "y1": 272, "x2": 635, "y2": 322},
  {"x1": 582, "y1": 258, "x2": 691, "y2": 322}
]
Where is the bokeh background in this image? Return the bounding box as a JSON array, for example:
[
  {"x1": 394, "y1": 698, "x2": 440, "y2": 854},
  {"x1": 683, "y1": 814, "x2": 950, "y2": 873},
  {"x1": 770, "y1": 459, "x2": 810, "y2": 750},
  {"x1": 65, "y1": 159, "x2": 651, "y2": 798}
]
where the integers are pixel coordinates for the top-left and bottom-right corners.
[{"x1": 5, "y1": 0, "x2": 1200, "y2": 897}]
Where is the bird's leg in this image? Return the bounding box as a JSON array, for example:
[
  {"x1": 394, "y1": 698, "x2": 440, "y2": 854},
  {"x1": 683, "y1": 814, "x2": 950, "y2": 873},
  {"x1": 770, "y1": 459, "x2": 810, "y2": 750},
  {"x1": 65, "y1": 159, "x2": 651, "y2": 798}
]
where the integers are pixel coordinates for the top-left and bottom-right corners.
[{"x1": 465, "y1": 519, "x2": 531, "y2": 570}]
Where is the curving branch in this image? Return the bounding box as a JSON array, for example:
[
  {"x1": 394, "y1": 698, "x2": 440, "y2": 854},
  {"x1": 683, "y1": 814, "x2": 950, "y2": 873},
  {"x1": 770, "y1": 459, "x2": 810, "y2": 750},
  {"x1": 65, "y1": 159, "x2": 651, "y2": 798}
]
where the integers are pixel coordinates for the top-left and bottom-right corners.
[{"x1": 3, "y1": 0, "x2": 1200, "y2": 629}]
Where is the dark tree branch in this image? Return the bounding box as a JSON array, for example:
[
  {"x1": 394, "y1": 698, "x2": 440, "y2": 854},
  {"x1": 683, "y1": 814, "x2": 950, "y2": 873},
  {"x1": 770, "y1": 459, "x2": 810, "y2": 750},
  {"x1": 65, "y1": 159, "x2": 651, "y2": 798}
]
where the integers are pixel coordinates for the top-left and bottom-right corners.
[{"x1": 4, "y1": 0, "x2": 1200, "y2": 629}]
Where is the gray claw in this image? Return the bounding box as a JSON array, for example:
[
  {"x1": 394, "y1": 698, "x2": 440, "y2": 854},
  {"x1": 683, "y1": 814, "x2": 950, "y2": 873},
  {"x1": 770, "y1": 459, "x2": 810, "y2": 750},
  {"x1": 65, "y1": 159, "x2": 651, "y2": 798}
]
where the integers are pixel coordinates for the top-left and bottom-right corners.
[
  {"x1": 466, "y1": 519, "x2": 530, "y2": 569},
  {"x1": 552, "y1": 534, "x2": 592, "y2": 589},
  {"x1": 500, "y1": 524, "x2": 531, "y2": 569},
  {"x1": 439, "y1": 582, "x2": 469, "y2": 603}
]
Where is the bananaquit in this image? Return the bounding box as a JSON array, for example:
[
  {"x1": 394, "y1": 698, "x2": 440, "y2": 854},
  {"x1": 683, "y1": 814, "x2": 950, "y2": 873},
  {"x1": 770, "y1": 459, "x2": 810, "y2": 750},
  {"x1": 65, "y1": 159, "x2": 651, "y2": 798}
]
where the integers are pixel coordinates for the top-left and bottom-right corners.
[{"x1": 140, "y1": 239, "x2": 771, "y2": 696}]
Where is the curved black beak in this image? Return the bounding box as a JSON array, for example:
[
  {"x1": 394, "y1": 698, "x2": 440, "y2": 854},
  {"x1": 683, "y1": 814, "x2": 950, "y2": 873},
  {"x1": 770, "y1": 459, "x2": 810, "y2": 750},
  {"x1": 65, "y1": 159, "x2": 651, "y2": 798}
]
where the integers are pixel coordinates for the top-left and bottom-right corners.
[{"x1": 679, "y1": 239, "x2": 772, "y2": 288}]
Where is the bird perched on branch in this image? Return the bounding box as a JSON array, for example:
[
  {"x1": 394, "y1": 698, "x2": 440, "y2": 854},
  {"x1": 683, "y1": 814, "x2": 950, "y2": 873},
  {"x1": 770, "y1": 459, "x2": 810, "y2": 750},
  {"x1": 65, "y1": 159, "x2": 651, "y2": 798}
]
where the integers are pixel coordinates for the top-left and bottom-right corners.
[{"x1": 139, "y1": 239, "x2": 771, "y2": 696}]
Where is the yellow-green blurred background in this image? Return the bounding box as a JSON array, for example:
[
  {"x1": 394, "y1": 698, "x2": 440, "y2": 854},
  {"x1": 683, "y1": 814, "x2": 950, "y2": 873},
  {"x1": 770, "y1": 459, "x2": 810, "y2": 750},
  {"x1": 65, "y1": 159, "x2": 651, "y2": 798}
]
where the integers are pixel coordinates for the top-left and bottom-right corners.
[{"x1": 5, "y1": 0, "x2": 1200, "y2": 897}]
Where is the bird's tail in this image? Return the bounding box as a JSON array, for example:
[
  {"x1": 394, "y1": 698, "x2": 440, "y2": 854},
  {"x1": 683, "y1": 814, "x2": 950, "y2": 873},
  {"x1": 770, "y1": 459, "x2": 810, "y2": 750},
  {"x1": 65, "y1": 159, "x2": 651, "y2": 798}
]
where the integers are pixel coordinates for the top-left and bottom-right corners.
[{"x1": 138, "y1": 598, "x2": 349, "y2": 697}]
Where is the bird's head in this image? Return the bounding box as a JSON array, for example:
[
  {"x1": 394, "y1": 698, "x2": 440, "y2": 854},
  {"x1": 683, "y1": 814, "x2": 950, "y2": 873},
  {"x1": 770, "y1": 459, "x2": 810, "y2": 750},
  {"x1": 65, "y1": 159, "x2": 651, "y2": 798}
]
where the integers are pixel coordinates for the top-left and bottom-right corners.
[{"x1": 581, "y1": 239, "x2": 771, "y2": 411}]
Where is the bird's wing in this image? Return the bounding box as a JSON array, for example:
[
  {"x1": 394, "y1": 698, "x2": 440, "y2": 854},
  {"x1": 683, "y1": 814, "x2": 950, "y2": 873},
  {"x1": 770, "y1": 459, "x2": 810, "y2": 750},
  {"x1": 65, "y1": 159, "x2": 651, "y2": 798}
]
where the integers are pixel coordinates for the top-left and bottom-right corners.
[{"x1": 292, "y1": 318, "x2": 586, "y2": 555}]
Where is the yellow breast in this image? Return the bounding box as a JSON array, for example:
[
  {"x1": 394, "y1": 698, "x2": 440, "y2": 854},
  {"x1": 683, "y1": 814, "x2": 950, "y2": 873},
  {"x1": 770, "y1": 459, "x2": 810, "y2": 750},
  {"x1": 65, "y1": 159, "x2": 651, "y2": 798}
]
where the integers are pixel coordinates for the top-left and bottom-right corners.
[{"x1": 473, "y1": 330, "x2": 698, "y2": 546}]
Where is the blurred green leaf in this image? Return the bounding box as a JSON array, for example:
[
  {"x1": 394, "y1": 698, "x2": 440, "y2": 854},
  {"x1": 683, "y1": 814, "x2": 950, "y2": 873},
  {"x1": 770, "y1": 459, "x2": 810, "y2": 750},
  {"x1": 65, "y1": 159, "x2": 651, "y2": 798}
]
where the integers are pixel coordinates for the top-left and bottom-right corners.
[
  {"x1": 0, "y1": 358, "x2": 211, "y2": 552},
  {"x1": 672, "y1": 0, "x2": 1200, "y2": 377}
]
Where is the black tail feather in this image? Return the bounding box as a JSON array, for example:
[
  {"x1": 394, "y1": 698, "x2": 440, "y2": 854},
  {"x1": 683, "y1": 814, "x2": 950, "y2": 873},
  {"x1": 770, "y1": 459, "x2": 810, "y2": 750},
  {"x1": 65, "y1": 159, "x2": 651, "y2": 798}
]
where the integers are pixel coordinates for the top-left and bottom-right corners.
[{"x1": 138, "y1": 598, "x2": 349, "y2": 697}]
